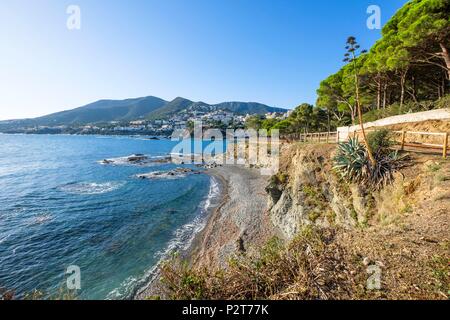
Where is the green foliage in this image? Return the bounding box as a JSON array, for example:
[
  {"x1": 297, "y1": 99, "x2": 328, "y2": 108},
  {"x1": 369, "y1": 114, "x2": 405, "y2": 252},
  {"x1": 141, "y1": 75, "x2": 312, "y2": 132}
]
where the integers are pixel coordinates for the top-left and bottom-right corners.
[
  {"x1": 333, "y1": 137, "x2": 410, "y2": 189},
  {"x1": 435, "y1": 94, "x2": 450, "y2": 109},
  {"x1": 429, "y1": 255, "x2": 450, "y2": 296},
  {"x1": 272, "y1": 119, "x2": 294, "y2": 133},
  {"x1": 333, "y1": 137, "x2": 367, "y2": 182},
  {"x1": 360, "y1": 97, "x2": 448, "y2": 123},
  {"x1": 367, "y1": 129, "x2": 394, "y2": 155},
  {"x1": 316, "y1": 0, "x2": 449, "y2": 127},
  {"x1": 245, "y1": 115, "x2": 264, "y2": 130}
]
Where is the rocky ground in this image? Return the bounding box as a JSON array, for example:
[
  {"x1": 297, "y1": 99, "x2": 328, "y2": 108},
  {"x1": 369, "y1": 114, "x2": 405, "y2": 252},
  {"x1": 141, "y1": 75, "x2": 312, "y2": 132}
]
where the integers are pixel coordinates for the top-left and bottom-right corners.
[
  {"x1": 140, "y1": 141, "x2": 449, "y2": 300},
  {"x1": 268, "y1": 143, "x2": 449, "y2": 299},
  {"x1": 337, "y1": 154, "x2": 450, "y2": 299},
  {"x1": 190, "y1": 165, "x2": 275, "y2": 269}
]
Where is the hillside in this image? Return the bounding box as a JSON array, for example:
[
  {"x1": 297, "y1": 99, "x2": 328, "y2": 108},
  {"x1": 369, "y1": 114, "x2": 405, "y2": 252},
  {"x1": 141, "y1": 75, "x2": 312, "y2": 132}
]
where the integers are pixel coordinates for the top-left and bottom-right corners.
[
  {"x1": 0, "y1": 96, "x2": 286, "y2": 130},
  {"x1": 147, "y1": 98, "x2": 286, "y2": 120},
  {"x1": 155, "y1": 143, "x2": 449, "y2": 300},
  {"x1": 147, "y1": 97, "x2": 194, "y2": 120},
  {"x1": 34, "y1": 96, "x2": 168, "y2": 126}
]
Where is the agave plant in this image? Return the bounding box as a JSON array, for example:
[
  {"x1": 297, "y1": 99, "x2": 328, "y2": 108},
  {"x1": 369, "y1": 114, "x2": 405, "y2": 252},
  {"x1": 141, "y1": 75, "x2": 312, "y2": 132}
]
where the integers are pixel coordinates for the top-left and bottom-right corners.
[
  {"x1": 333, "y1": 137, "x2": 367, "y2": 183},
  {"x1": 334, "y1": 137, "x2": 409, "y2": 190}
]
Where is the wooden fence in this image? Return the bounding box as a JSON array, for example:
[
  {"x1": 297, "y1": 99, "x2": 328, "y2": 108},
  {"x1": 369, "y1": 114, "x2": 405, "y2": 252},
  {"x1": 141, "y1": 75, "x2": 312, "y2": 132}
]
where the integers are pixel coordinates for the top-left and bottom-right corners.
[
  {"x1": 281, "y1": 131, "x2": 339, "y2": 144},
  {"x1": 281, "y1": 129, "x2": 449, "y2": 159},
  {"x1": 351, "y1": 129, "x2": 449, "y2": 159}
]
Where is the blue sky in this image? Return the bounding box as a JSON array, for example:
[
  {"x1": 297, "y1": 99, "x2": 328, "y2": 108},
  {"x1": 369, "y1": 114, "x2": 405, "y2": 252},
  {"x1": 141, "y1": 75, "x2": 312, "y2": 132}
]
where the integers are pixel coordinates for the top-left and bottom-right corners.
[{"x1": 0, "y1": 0, "x2": 408, "y2": 120}]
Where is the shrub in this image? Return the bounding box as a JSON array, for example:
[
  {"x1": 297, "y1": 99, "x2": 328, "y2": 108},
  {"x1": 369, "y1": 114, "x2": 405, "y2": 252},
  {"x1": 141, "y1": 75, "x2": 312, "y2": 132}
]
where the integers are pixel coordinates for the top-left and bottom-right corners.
[
  {"x1": 360, "y1": 99, "x2": 442, "y2": 124},
  {"x1": 435, "y1": 94, "x2": 450, "y2": 110},
  {"x1": 0, "y1": 288, "x2": 15, "y2": 300},
  {"x1": 367, "y1": 129, "x2": 394, "y2": 155},
  {"x1": 333, "y1": 137, "x2": 367, "y2": 183},
  {"x1": 157, "y1": 227, "x2": 360, "y2": 300},
  {"x1": 333, "y1": 137, "x2": 410, "y2": 190}
]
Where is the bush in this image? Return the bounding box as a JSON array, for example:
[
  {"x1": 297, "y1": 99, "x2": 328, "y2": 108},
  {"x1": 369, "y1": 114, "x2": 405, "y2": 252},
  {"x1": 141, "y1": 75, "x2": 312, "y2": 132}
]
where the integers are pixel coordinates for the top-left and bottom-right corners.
[
  {"x1": 157, "y1": 227, "x2": 360, "y2": 300},
  {"x1": 333, "y1": 137, "x2": 410, "y2": 190},
  {"x1": 435, "y1": 94, "x2": 450, "y2": 109},
  {"x1": 360, "y1": 99, "x2": 443, "y2": 124},
  {"x1": 367, "y1": 129, "x2": 394, "y2": 155}
]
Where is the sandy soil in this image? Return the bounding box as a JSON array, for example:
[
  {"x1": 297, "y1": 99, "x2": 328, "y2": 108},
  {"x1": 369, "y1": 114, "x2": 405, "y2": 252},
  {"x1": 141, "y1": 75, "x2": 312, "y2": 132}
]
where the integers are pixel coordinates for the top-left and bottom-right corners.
[{"x1": 338, "y1": 154, "x2": 450, "y2": 299}]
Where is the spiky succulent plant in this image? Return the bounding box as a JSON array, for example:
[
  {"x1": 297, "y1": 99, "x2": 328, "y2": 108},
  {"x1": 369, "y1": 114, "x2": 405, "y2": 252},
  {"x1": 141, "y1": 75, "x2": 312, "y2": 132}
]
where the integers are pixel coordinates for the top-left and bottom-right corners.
[{"x1": 333, "y1": 137, "x2": 409, "y2": 190}]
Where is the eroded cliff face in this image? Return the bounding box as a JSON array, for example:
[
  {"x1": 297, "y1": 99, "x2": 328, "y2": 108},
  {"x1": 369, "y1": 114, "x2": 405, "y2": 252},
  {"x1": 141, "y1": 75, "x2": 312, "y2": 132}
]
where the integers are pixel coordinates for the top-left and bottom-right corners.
[{"x1": 266, "y1": 144, "x2": 370, "y2": 239}]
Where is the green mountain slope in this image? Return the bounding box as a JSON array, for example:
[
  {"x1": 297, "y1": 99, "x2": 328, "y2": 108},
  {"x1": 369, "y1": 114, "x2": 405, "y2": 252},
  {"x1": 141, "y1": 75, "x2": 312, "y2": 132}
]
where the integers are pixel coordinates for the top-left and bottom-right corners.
[{"x1": 0, "y1": 95, "x2": 287, "y2": 130}]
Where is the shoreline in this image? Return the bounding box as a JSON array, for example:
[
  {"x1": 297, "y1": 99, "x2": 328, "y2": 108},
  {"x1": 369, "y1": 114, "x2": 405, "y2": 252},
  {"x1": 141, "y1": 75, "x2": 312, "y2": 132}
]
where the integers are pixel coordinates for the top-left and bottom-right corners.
[
  {"x1": 133, "y1": 168, "x2": 229, "y2": 299},
  {"x1": 191, "y1": 165, "x2": 275, "y2": 269},
  {"x1": 135, "y1": 164, "x2": 274, "y2": 299}
]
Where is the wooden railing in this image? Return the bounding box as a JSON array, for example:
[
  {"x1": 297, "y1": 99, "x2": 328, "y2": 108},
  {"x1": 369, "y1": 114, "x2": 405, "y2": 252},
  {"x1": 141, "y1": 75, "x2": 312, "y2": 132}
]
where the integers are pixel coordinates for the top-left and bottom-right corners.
[
  {"x1": 281, "y1": 131, "x2": 339, "y2": 144},
  {"x1": 281, "y1": 129, "x2": 449, "y2": 159},
  {"x1": 347, "y1": 129, "x2": 449, "y2": 159}
]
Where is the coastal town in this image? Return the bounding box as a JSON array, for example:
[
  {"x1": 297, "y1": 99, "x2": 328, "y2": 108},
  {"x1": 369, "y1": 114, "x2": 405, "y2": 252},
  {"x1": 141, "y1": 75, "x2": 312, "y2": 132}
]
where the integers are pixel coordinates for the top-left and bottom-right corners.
[{"x1": 1, "y1": 108, "x2": 292, "y2": 135}]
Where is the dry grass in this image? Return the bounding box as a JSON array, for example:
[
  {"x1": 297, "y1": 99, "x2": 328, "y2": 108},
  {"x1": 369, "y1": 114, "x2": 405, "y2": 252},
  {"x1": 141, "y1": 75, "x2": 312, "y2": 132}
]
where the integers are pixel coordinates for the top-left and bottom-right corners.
[
  {"x1": 0, "y1": 287, "x2": 78, "y2": 300},
  {"x1": 156, "y1": 226, "x2": 363, "y2": 300}
]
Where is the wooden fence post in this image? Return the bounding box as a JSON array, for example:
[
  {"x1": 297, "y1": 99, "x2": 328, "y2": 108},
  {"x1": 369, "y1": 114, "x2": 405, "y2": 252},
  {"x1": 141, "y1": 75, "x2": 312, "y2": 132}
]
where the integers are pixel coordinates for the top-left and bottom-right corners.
[
  {"x1": 401, "y1": 131, "x2": 406, "y2": 151},
  {"x1": 443, "y1": 132, "x2": 448, "y2": 159}
]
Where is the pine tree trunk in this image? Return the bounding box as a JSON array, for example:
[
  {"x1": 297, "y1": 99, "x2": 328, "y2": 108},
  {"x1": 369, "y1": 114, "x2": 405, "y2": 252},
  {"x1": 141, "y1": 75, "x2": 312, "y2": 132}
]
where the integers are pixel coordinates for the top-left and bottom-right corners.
[
  {"x1": 440, "y1": 43, "x2": 450, "y2": 80},
  {"x1": 353, "y1": 66, "x2": 376, "y2": 166},
  {"x1": 327, "y1": 110, "x2": 330, "y2": 133},
  {"x1": 400, "y1": 70, "x2": 407, "y2": 110},
  {"x1": 443, "y1": 76, "x2": 447, "y2": 95},
  {"x1": 376, "y1": 77, "x2": 381, "y2": 110},
  {"x1": 409, "y1": 75, "x2": 418, "y2": 103}
]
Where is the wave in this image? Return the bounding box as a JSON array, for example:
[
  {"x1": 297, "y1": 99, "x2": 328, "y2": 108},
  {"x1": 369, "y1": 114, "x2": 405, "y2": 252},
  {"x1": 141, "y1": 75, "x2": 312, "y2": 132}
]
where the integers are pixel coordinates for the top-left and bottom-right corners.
[
  {"x1": 59, "y1": 181, "x2": 125, "y2": 195},
  {"x1": 0, "y1": 233, "x2": 11, "y2": 244},
  {"x1": 169, "y1": 152, "x2": 201, "y2": 157},
  {"x1": 27, "y1": 213, "x2": 53, "y2": 226},
  {"x1": 201, "y1": 176, "x2": 221, "y2": 213},
  {"x1": 107, "y1": 176, "x2": 222, "y2": 300}
]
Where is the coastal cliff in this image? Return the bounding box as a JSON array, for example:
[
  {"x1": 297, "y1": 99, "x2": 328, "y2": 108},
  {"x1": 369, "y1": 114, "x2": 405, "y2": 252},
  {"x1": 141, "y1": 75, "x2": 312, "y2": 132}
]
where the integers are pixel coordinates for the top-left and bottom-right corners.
[
  {"x1": 266, "y1": 144, "x2": 363, "y2": 238},
  {"x1": 152, "y1": 140, "x2": 449, "y2": 300}
]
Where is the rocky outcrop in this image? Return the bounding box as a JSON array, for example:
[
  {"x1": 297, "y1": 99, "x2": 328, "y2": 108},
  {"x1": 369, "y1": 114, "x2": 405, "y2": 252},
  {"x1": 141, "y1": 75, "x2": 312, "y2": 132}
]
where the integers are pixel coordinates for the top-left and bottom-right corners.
[{"x1": 267, "y1": 144, "x2": 370, "y2": 240}]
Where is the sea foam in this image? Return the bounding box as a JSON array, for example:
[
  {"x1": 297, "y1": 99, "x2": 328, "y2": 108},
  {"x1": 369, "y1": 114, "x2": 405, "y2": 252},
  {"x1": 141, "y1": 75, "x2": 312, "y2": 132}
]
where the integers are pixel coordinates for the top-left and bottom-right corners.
[
  {"x1": 59, "y1": 181, "x2": 125, "y2": 195},
  {"x1": 108, "y1": 176, "x2": 222, "y2": 300}
]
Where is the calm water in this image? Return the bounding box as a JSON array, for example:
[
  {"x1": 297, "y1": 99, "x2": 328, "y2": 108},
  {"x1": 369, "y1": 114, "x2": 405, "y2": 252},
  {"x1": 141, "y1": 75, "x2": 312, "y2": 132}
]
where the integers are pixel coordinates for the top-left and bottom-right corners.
[{"x1": 0, "y1": 134, "x2": 221, "y2": 299}]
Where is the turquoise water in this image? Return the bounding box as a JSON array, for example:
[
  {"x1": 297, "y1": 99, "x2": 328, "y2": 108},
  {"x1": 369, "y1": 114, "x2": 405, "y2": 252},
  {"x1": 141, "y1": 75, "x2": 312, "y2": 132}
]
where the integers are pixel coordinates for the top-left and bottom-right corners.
[{"x1": 0, "y1": 134, "x2": 221, "y2": 299}]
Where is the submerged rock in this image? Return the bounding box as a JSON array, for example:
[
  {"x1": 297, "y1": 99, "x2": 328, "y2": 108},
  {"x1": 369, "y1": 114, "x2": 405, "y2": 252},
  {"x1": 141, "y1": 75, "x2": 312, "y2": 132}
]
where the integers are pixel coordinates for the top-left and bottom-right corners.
[
  {"x1": 127, "y1": 154, "x2": 148, "y2": 163},
  {"x1": 99, "y1": 154, "x2": 171, "y2": 166},
  {"x1": 136, "y1": 167, "x2": 200, "y2": 180}
]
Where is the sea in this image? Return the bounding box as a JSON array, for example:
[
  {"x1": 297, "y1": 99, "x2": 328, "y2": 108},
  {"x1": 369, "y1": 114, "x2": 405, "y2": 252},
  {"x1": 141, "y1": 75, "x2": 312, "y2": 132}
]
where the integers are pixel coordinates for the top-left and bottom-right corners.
[{"x1": 0, "y1": 134, "x2": 223, "y2": 299}]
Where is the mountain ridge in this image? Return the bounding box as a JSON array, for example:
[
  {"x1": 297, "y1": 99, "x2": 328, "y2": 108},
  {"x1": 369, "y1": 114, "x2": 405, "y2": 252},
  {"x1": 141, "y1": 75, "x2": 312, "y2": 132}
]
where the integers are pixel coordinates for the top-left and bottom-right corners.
[{"x1": 0, "y1": 95, "x2": 287, "y2": 128}]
